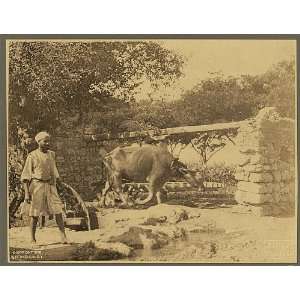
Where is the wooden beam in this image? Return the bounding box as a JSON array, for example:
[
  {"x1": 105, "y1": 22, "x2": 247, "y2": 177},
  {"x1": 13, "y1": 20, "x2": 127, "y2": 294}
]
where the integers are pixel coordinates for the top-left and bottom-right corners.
[{"x1": 84, "y1": 120, "x2": 248, "y2": 142}]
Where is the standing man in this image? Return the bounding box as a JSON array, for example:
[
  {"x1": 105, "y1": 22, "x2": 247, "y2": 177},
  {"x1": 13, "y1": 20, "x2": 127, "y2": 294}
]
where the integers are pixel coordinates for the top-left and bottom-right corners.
[{"x1": 21, "y1": 131, "x2": 68, "y2": 245}]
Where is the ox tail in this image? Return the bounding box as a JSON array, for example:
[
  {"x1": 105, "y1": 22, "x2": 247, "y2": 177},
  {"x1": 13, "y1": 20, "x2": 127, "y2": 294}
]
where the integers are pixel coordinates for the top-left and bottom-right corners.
[{"x1": 134, "y1": 184, "x2": 154, "y2": 205}]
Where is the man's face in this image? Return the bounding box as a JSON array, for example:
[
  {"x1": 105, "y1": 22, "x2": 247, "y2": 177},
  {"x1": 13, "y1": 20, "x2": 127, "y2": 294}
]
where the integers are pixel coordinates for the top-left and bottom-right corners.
[{"x1": 39, "y1": 136, "x2": 50, "y2": 151}]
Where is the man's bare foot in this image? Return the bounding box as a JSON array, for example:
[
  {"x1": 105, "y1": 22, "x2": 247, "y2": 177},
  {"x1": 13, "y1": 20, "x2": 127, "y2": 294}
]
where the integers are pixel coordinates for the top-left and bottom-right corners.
[
  {"x1": 30, "y1": 240, "x2": 38, "y2": 247},
  {"x1": 60, "y1": 236, "x2": 69, "y2": 244}
]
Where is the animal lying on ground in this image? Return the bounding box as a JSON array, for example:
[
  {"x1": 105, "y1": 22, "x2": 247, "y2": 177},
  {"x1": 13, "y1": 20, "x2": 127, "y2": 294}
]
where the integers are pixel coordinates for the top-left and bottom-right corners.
[{"x1": 99, "y1": 142, "x2": 205, "y2": 206}]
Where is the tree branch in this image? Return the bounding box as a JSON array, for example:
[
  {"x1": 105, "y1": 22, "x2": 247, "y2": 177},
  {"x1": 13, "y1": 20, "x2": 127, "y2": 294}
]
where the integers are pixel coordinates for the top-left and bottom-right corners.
[
  {"x1": 206, "y1": 143, "x2": 226, "y2": 161},
  {"x1": 225, "y1": 133, "x2": 236, "y2": 145}
]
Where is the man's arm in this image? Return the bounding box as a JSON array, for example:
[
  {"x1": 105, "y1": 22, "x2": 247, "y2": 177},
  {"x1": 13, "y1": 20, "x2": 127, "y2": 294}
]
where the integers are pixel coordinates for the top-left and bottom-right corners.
[
  {"x1": 56, "y1": 177, "x2": 63, "y2": 187},
  {"x1": 52, "y1": 151, "x2": 63, "y2": 187},
  {"x1": 20, "y1": 154, "x2": 33, "y2": 203},
  {"x1": 23, "y1": 180, "x2": 31, "y2": 203}
]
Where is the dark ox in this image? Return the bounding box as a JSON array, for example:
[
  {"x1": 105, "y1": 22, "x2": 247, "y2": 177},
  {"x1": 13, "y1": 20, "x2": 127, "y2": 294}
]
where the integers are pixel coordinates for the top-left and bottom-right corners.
[{"x1": 99, "y1": 143, "x2": 204, "y2": 206}]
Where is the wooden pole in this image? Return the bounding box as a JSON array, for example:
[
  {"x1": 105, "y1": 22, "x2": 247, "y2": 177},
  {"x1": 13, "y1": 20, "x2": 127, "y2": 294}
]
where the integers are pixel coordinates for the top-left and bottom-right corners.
[{"x1": 84, "y1": 120, "x2": 248, "y2": 142}]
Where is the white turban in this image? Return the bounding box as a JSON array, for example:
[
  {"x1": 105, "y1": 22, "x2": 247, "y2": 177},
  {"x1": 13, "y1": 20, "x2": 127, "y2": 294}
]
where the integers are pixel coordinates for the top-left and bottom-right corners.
[{"x1": 35, "y1": 131, "x2": 50, "y2": 143}]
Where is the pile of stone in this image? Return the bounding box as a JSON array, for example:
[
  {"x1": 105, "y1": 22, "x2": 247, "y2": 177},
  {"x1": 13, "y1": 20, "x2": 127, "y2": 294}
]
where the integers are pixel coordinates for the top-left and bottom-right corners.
[{"x1": 234, "y1": 107, "x2": 295, "y2": 216}]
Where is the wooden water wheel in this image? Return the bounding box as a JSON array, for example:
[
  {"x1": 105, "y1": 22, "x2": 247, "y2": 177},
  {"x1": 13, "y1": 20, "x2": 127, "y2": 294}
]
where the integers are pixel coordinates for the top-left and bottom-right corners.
[{"x1": 57, "y1": 182, "x2": 91, "y2": 230}]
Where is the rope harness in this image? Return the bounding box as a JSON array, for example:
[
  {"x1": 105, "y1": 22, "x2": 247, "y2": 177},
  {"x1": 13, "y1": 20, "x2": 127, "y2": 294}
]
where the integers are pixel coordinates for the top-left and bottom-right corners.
[{"x1": 170, "y1": 159, "x2": 189, "y2": 176}]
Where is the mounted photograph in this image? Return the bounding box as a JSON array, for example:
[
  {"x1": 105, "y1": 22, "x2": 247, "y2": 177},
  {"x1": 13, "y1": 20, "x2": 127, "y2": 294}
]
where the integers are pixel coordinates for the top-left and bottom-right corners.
[{"x1": 6, "y1": 38, "x2": 297, "y2": 263}]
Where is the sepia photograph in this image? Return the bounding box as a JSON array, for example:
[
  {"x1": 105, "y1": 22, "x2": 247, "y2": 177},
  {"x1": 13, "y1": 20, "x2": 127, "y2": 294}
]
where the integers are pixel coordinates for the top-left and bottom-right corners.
[{"x1": 6, "y1": 38, "x2": 297, "y2": 264}]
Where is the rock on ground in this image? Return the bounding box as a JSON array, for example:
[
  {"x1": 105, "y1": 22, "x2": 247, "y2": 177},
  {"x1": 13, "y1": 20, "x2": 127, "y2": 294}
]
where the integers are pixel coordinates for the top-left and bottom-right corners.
[{"x1": 108, "y1": 226, "x2": 170, "y2": 250}]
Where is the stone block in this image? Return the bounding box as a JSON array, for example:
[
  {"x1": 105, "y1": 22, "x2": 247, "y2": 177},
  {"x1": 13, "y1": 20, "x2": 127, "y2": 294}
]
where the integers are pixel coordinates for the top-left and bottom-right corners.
[
  {"x1": 272, "y1": 184, "x2": 280, "y2": 193},
  {"x1": 235, "y1": 171, "x2": 244, "y2": 181},
  {"x1": 288, "y1": 182, "x2": 296, "y2": 196},
  {"x1": 247, "y1": 205, "x2": 276, "y2": 217},
  {"x1": 235, "y1": 171, "x2": 250, "y2": 181},
  {"x1": 237, "y1": 181, "x2": 273, "y2": 194},
  {"x1": 239, "y1": 146, "x2": 260, "y2": 154},
  {"x1": 249, "y1": 154, "x2": 268, "y2": 165},
  {"x1": 243, "y1": 165, "x2": 260, "y2": 172},
  {"x1": 281, "y1": 170, "x2": 290, "y2": 181},
  {"x1": 244, "y1": 202, "x2": 294, "y2": 217},
  {"x1": 277, "y1": 161, "x2": 290, "y2": 171},
  {"x1": 235, "y1": 166, "x2": 243, "y2": 173},
  {"x1": 289, "y1": 165, "x2": 295, "y2": 179},
  {"x1": 237, "y1": 156, "x2": 251, "y2": 167},
  {"x1": 272, "y1": 193, "x2": 280, "y2": 203},
  {"x1": 249, "y1": 172, "x2": 273, "y2": 183},
  {"x1": 235, "y1": 190, "x2": 273, "y2": 205},
  {"x1": 272, "y1": 171, "x2": 281, "y2": 182},
  {"x1": 244, "y1": 164, "x2": 274, "y2": 173}
]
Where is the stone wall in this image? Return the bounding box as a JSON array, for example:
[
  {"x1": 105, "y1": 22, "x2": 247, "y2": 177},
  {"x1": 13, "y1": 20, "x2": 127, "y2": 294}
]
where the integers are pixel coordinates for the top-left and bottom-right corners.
[
  {"x1": 234, "y1": 107, "x2": 296, "y2": 216},
  {"x1": 50, "y1": 106, "x2": 296, "y2": 217},
  {"x1": 51, "y1": 135, "x2": 105, "y2": 200}
]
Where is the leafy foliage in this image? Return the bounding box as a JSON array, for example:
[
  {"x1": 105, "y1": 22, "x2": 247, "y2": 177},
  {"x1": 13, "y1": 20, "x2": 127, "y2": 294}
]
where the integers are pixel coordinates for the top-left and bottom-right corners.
[
  {"x1": 188, "y1": 162, "x2": 237, "y2": 187},
  {"x1": 203, "y1": 163, "x2": 237, "y2": 186},
  {"x1": 259, "y1": 59, "x2": 295, "y2": 118},
  {"x1": 9, "y1": 41, "x2": 184, "y2": 136},
  {"x1": 174, "y1": 74, "x2": 261, "y2": 126},
  {"x1": 8, "y1": 127, "x2": 34, "y2": 224},
  {"x1": 165, "y1": 60, "x2": 295, "y2": 164},
  {"x1": 8, "y1": 41, "x2": 295, "y2": 195},
  {"x1": 190, "y1": 130, "x2": 237, "y2": 165},
  {"x1": 130, "y1": 99, "x2": 179, "y2": 129}
]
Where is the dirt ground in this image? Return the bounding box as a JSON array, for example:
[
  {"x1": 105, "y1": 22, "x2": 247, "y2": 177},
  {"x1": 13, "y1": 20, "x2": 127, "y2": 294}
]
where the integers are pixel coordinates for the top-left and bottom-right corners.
[
  {"x1": 132, "y1": 207, "x2": 297, "y2": 263},
  {"x1": 9, "y1": 201, "x2": 297, "y2": 263}
]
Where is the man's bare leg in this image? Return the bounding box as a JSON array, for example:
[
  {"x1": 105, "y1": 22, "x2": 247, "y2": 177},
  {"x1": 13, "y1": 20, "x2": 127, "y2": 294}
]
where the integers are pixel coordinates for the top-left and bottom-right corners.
[
  {"x1": 39, "y1": 216, "x2": 46, "y2": 229},
  {"x1": 55, "y1": 213, "x2": 68, "y2": 244},
  {"x1": 30, "y1": 216, "x2": 39, "y2": 244},
  {"x1": 156, "y1": 191, "x2": 162, "y2": 204},
  {"x1": 114, "y1": 176, "x2": 128, "y2": 206}
]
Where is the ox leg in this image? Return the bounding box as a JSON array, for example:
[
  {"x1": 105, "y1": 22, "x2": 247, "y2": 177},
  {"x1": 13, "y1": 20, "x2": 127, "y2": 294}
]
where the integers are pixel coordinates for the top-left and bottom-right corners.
[
  {"x1": 155, "y1": 182, "x2": 165, "y2": 204},
  {"x1": 198, "y1": 179, "x2": 205, "y2": 192},
  {"x1": 114, "y1": 176, "x2": 128, "y2": 206},
  {"x1": 102, "y1": 180, "x2": 111, "y2": 197},
  {"x1": 97, "y1": 180, "x2": 111, "y2": 207},
  {"x1": 156, "y1": 191, "x2": 162, "y2": 204}
]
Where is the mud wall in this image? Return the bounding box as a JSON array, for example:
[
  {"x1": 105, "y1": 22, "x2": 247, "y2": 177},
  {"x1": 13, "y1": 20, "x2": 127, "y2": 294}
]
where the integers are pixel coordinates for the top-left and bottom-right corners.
[{"x1": 234, "y1": 107, "x2": 296, "y2": 216}]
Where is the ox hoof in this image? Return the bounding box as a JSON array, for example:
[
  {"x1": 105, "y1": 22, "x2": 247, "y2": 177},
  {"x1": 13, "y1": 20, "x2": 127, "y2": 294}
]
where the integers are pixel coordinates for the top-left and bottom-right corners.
[
  {"x1": 127, "y1": 201, "x2": 134, "y2": 208},
  {"x1": 98, "y1": 199, "x2": 106, "y2": 208},
  {"x1": 119, "y1": 202, "x2": 128, "y2": 208}
]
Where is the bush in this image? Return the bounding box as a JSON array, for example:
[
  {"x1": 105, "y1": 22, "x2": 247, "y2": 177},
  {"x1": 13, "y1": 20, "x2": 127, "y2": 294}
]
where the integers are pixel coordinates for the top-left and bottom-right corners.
[
  {"x1": 187, "y1": 162, "x2": 237, "y2": 186},
  {"x1": 204, "y1": 163, "x2": 237, "y2": 186},
  {"x1": 8, "y1": 127, "x2": 34, "y2": 226}
]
